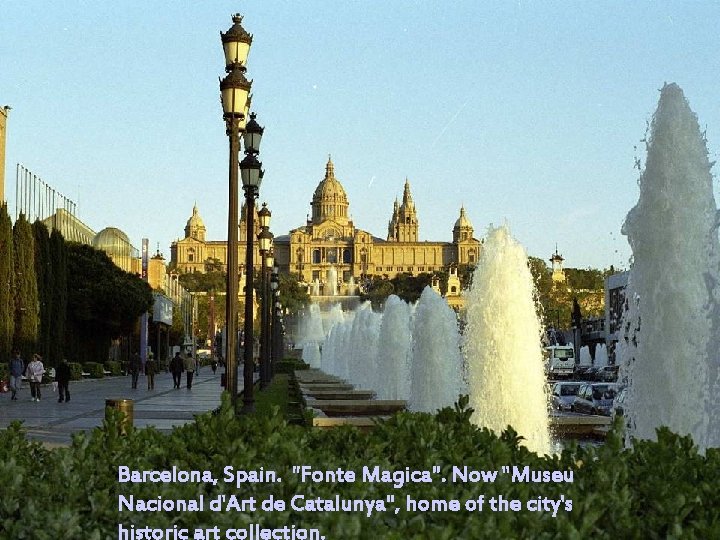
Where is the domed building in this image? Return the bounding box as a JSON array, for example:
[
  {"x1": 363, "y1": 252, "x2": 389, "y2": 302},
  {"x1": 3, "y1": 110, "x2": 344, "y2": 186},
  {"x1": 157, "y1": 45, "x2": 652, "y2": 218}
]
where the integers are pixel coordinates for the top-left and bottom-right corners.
[
  {"x1": 93, "y1": 227, "x2": 140, "y2": 274},
  {"x1": 170, "y1": 157, "x2": 482, "y2": 298}
]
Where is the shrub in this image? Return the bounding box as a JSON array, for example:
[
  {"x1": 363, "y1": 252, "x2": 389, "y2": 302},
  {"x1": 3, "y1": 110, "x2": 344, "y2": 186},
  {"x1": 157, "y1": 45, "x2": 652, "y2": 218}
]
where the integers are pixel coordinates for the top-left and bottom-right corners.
[
  {"x1": 83, "y1": 362, "x2": 104, "y2": 378},
  {"x1": 0, "y1": 363, "x2": 8, "y2": 382},
  {"x1": 67, "y1": 362, "x2": 83, "y2": 380},
  {"x1": 275, "y1": 357, "x2": 309, "y2": 374},
  {"x1": 0, "y1": 398, "x2": 718, "y2": 538},
  {"x1": 104, "y1": 361, "x2": 122, "y2": 376}
]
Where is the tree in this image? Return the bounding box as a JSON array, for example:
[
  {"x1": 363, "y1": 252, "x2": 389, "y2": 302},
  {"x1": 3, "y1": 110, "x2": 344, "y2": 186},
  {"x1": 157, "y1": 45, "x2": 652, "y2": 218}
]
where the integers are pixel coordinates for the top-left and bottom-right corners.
[
  {"x1": 65, "y1": 243, "x2": 153, "y2": 363},
  {"x1": 390, "y1": 272, "x2": 433, "y2": 303},
  {"x1": 13, "y1": 214, "x2": 39, "y2": 361},
  {"x1": 0, "y1": 204, "x2": 13, "y2": 361},
  {"x1": 48, "y1": 229, "x2": 68, "y2": 363},
  {"x1": 33, "y1": 220, "x2": 52, "y2": 362},
  {"x1": 359, "y1": 275, "x2": 394, "y2": 309},
  {"x1": 277, "y1": 273, "x2": 310, "y2": 315}
]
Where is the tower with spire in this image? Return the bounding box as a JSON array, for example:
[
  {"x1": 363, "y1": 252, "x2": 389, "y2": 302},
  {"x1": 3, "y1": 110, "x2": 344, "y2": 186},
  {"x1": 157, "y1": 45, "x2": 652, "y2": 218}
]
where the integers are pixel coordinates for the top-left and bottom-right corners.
[
  {"x1": 388, "y1": 179, "x2": 419, "y2": 242},
  {"x1": 184, "y1": 204, "x2": 207, "y2": 242}
]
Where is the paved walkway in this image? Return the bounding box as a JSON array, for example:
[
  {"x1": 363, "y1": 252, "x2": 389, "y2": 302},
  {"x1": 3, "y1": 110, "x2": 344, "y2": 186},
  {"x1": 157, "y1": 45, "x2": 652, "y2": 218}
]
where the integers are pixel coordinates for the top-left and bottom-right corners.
[{"x1": 0, "y1": 366, "x2": 244, "y2": 447}]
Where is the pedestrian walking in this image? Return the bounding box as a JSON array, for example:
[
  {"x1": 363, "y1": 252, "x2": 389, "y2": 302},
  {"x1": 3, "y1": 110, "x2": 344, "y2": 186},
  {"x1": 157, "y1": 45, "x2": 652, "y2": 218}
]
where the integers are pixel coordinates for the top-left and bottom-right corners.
[
  {"x1": 145, "y1": 354, "x2": 157, "y2": 390},
  {"x1": 8, "y1": 350, "x2": 24, "y2": 401},
  {"x1": 129, "y1": 353, "x2": 141, "y2": 389},
  {"x1": 56, "y1": 358, "x2": 71, "y2": 403},
  {"x1": 27, "y1": 354, "x2": 45, "y2": 402},
  {"x1": 183, "y1": 352, "x2": 195, "y2": 389},
  {"x1": 211, "y1": 357, "x2": 218, "y2": 374},
  {"x1": 169, "y1": 352, "x2": 184, "y2": 389}
]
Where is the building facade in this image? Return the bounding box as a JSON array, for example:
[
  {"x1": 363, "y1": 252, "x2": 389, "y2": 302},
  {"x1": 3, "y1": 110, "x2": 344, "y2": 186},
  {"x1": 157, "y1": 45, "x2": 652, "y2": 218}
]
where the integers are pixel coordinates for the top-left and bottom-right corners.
[{"x1": 170, "y1": 158, "x2": 482, "y2": 296}]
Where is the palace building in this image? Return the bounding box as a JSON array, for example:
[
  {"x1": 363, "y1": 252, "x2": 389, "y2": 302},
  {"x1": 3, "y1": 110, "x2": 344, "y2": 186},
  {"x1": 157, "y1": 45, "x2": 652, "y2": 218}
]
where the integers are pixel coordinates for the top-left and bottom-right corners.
[{"x1": 170, "y1": 157, "x2": 482, "y2": 296}]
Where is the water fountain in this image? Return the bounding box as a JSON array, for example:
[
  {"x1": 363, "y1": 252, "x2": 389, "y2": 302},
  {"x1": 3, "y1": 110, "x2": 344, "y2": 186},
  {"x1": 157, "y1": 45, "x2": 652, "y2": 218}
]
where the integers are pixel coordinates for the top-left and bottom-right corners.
[
  {"x1": 620, "y1": 83, "x2": 720, "y2": 450},
  {"x1": 594, "y1": 344, "x2": 608, "y2": 369},
  {"x1": 579, "y1": 346, "x2": 593, "y2": 366},
  {"x1": 374, "y1": 295, "x2": 412, "y2": 399},
  {"x1": 409, "y1": 288, "x2": 465, "y2": 412},
  {"x1": 326, "y1": 267, "x2": 338, "y2": 296},
  {"x1": 463, "y1": 225, "x2": 552, "y2": 455}
]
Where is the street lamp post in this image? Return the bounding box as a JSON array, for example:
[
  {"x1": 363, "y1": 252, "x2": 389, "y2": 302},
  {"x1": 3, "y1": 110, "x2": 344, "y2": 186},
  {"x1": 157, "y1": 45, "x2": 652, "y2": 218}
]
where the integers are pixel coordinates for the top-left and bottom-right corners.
[
  {"x1": 270, "y1": 266, "x2": 281, "y2": 374},
  {"x1": 240, "y1": 114, "x2": 264, "y2": 413},
  {"x1": 261, "y1": 249, "x2": 274, "y2": 386},
  {"x1": 257, "y1": 204, "x2": 272, "y2": 389},
  {"x1": 220, "y1": 13, "x2": 253, "y2": 412}
]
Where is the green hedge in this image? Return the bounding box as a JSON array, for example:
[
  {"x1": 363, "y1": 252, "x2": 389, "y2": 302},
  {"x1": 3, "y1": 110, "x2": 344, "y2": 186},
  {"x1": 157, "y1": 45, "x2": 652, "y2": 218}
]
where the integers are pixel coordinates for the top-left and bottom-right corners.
[
  {"x1": 275, "y1": 357, "x2": 310, "y2": 374},
  {"x1": 104, "y1": 361, "x2": 122, "y2": 376},
  {"x1": 67, "y1": 362, "x2": 83, "y2": 381},
  {"x1": 82, "y1": 362, "x2": 104, "y2": 379},
  {"x1": 0, "y1": 397, "x2": 718, "y2": 538},
  {"x1": 0, "y1": 363, "x2": 8, "y2": 382}
]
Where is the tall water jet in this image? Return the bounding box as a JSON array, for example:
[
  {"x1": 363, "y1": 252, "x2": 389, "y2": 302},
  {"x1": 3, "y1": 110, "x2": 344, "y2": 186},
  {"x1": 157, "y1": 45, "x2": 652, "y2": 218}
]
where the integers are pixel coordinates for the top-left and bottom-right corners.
[
  {"x1": 594, "y1": 344, "x2": 608, "y2": 369},
  {"x1": 326, "y1": 267, "x2": 338, "y2": 296},
  {"x1": 297, "y1": 303, "x2": 325, "y2": 347},
  {"x1": 409, "y1": 287, "x2": 465, "y2": 413},
  {"x1": 375, "y1": 295, "x2": 412, "y2": 399},
  {"x1": 620, "y1": 83, "x2": 720, "y2": 450},
  {"x1": 579, "y1": 346, "x2": 593, "y2": 367},
  {"x1": 347, "y1": 303, "x2": 382, "y2": 390},
  {"x1": 463, "y1": 225, "x2": 551, "y2": 455}
]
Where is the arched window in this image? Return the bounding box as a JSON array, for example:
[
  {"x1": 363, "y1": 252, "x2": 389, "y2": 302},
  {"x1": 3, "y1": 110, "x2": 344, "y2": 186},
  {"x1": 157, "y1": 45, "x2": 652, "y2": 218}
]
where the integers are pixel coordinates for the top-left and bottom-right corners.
[
  {"x1": 188, "y1": 248, "x2": 195, "y2": 263},
  {"x1": 343, "y1": 249, "x2": 352, "y2": 264},
  {"x1": 468, "y1": 249, "x2": 476, "y2": 264},
  {"x1": 313, "y1": 249, "x2": 321, "y2": 264}
]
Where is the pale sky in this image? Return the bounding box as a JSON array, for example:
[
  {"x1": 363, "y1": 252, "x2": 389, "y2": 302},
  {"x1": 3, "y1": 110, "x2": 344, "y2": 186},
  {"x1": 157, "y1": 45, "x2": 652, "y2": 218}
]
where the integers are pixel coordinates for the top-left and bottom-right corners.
[{"x1": 2, "y1": 1, "x2": 719, "y2": 269}]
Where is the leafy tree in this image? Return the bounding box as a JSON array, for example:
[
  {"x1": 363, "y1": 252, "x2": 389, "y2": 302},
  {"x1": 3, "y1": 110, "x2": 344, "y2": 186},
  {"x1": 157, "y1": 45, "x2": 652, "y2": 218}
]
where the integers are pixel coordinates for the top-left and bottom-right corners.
[
  {"x1": 390, "y1": 272, "x2": 433, "y2": 303},
  {"x1": 277, "y1": 273, "x2": 310, "y2": 315},
  {"x1": 0, "y1": 204, "x2": 13, "y2": 361},
  {"x1": 33, "y1": 220, "x2": 52, "y2": 362},
  {"x1": 360, "y1": 275, "x2": 394, "y2": 309},
  {"x1": 13, "y1": 214, "x2": 39, "y2": 361},
  {"x1": 48, "y1": 229, "x2": 68, "y2": 363},
  {"x1": 65, "y1": 243, "x2": 153, "y2": 363}
]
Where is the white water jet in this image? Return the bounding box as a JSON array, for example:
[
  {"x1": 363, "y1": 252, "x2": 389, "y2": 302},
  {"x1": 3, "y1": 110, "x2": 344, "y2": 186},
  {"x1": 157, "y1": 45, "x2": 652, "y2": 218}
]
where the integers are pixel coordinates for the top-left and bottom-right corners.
[
  {"x1": 297, "y1": 303, "x2": 325, "y2": 347},
  {"x1": 463, "y1": 225, "x2": 551, "y2": 455},
  {"x1": 620, "y1": 83, "x2": 720, "y2": 450},
  {"x1": 347, "y1": 304, "x2": 382, "y2": 391},
  {"x1": 375, "y1": 295, "x2": 412, "y2": 399},
  {"x1": 409, "y1": 287, "x2": 465, "y2": 413},
  {"x1": 302, "y1": 341, "x2": 322, "y2": 368},
  {"x1": 348, "y1": 276, "x2": 356, "y2": 296},
  {"x1": 594, "y1": 344, "x2": 608, "y2": 368},
  {"x1": 326, "y1": 267, "x2": 338, "y2": 296},
  {"x1": 323, "y1": 303, "x2": 345, "y2": 334},
  {"x1": 311, "y1": 279, "x2": 321, "y2": 297},
  {"x1": 579, "y1": 346, "x2": 593, "y2": 366}
]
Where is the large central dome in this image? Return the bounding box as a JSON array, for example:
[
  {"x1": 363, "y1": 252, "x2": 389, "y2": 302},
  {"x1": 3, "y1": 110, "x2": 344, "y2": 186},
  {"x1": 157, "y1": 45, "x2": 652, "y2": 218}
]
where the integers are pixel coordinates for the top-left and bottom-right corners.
[{"x1": 311, "y1": 156, "x2": 350, "y2": 225}]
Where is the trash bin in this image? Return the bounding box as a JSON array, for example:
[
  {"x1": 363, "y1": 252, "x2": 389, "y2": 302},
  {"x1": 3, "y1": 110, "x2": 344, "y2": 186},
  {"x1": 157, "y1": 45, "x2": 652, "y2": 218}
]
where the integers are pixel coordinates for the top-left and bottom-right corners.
[{"x1": 105, "y1": 398, "x2": 134, "y2": 434}]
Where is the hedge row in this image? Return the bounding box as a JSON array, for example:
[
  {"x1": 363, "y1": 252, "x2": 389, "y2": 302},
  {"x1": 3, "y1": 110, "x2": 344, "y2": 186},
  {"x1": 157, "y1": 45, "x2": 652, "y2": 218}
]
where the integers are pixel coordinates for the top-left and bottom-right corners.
[{"x1": 0, "y1": 396, "x2": 718, "y2": 538}]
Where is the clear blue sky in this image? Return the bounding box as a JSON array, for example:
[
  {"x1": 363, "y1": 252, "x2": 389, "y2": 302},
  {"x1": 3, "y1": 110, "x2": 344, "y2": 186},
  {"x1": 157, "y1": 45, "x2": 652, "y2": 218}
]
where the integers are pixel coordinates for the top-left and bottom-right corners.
[{"x1": 2, "y1": 1, "x2": 719, "y2": 269}]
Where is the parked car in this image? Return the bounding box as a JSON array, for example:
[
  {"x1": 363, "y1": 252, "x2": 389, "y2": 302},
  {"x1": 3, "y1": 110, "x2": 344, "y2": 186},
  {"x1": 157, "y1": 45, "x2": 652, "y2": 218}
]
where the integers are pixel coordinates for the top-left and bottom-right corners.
[
  {"x1": 573, "y1": 365, "x2": 591, "y2": 379},
  {"x1": 584, "y1": 367, "x2": 602, "y2": 381},
  {"x1": 544, "y1": 345, "x2": 576, "y2": 379},
  {"x1": 550, "y1": 382, "x2": 583, "y2": 412},
  {"x1": 571, "y1": 383, "x2": 621, "y2": 416},
  {"x1": 597, "y1": 365, "x2": 619, "y2": 382}
]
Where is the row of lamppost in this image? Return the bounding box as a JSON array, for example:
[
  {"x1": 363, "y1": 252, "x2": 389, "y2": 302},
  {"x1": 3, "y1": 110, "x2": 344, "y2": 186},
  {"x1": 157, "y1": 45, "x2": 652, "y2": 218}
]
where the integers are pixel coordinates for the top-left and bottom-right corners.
[{"x1": 220, "y1": 13, "x2": 284, "y2": 414}]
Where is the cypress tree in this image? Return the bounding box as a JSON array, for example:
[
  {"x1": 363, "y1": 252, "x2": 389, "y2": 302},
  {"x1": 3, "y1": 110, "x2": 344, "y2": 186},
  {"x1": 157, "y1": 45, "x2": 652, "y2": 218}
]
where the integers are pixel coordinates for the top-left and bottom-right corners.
[
  {"x1": 0, "y1": 204, "x2": 14, "y2": 361},
  {"x1": 33, "y1": 220, "x2": 52, "y2": 363},
  {"x1": 49, "y1": 228, "x2": 67, "y2": 363},
  {"x1": 13, "y1": 214, "x2": 39, "y2": 362}
]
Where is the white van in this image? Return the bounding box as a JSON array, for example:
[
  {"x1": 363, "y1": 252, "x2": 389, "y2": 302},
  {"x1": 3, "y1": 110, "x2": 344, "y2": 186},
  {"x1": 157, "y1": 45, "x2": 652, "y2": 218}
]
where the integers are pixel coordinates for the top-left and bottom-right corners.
[{"x1": 544, "y1": 345, "x2": 575, "y2": 379}]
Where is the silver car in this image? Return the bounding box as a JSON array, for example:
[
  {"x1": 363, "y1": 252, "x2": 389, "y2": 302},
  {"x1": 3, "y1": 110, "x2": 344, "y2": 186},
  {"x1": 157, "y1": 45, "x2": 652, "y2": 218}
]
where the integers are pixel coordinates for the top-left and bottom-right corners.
[
  {"x1": 550, "y1": 382, "x2": 583, "y2": 411},
  {"x1": 571, "y1": 383, "x2": 620, "y2": 416}
]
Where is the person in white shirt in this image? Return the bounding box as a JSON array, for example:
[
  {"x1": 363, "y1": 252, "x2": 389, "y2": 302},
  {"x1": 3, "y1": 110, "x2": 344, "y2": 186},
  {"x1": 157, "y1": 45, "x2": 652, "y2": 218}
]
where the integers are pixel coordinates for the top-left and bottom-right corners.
[{"x1": 27, "y1": 354, "x2": 45, "y2": 402}]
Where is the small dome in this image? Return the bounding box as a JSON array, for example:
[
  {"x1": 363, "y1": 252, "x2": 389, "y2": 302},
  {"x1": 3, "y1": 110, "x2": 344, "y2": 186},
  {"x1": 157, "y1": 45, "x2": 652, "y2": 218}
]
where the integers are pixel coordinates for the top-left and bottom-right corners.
[
  {"x1": 186, "y1": 204, "x2": 205, "y2": 230},
  {"x1": 312, "y1": 157, "x2": 348, "y2": 204},
  {"x1": 454, "y1": 206, "x2": 473, "y2": 229},
  {"x1": 93, "y1": 227, "x2": 132, "y2": 257}
]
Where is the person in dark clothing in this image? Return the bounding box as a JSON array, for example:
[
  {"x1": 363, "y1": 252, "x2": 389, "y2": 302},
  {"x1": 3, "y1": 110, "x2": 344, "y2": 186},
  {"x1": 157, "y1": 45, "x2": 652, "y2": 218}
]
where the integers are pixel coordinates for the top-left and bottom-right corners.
[
  {"x1": 169, "y1": 352, "x2": 184, "y2": 389},
  {"x1": 129, "y1": 353, "x2": 141, "y2": 389},
  {"x1": 145, "y1": 354, "x2": 158, "y2": 390},
  {"x1": 56, "y1": 358, "x2": 71, "y2": 403}
]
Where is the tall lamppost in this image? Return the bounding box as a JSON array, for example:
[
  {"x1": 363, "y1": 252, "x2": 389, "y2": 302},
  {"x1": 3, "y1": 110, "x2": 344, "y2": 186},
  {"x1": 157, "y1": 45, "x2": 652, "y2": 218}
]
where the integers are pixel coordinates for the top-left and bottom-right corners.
[
  {"x1": 220, "y1": 13, "x2": 253, "y2": 412},
  {"x1": 240, "y1": 113, "x2": 264, "y2": 413},
  {"x1": 263, "y1": 248, "x2": 275, "y2": 386},
  {"x1": 257, "y1": 204, "x2": 273, "y2": 389},
  {"x1": 270, "y1": 266, "x2": 281, "y2": 373}
]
